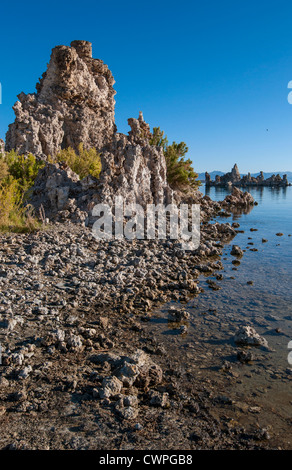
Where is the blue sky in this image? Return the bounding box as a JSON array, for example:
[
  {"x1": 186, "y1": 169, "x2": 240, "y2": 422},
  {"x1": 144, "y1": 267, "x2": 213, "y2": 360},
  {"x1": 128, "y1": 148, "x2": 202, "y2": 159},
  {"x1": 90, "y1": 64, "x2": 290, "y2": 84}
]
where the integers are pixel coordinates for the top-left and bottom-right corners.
[{"x1": 1, "y1": 0, "x2": 292, "y2": 173}]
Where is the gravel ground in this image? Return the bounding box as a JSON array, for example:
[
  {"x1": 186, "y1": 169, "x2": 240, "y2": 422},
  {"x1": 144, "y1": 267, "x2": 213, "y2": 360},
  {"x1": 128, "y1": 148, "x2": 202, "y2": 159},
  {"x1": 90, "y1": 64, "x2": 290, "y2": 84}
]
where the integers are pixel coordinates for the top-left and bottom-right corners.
[{"x1": 0, "y1": 196, "x2": 279, "y2": 450}]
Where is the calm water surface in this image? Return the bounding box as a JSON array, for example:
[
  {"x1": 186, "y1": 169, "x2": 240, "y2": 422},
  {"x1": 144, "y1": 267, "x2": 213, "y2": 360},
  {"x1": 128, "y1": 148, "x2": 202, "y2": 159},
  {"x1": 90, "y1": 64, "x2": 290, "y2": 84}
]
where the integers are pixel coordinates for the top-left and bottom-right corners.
[
  {"x1": 206, "y1": 185, "x2": 292, "y2": 299},
  {"x1": 149, "y1": 185, "x2": 292, "y2": 447}
]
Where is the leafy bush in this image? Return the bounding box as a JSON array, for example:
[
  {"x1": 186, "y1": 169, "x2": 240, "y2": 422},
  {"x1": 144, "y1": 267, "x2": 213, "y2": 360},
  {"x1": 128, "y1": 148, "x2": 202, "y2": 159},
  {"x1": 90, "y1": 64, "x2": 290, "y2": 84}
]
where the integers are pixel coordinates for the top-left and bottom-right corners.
[
  {"x1": 150, "y1": 127, "x2": 201, "y2": 191},
  {"x1": 0, "y1": 151, "x2": 44, "y2": 232},
  {"x1": 0, "y1": 159, "x2": 9, "y2": 182},
  {"x1": 5, "y1": 151, "x2": 44, "y2": 191},
  {"x1": 0, "y1": 143, "x2": 102, "y2": 233},
  {"x1": 51, "y1": 143, "x2": 102, "y2": 179}
]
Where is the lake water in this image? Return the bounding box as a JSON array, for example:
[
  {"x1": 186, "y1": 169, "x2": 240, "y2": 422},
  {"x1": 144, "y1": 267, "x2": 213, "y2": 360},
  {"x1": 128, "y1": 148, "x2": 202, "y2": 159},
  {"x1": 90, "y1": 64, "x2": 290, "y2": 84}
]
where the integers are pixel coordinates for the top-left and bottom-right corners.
[
  {"x1": 205, "y1": 185, "x2": 292, "y2": 300},
  {"x1": 149, "y1": 185, "x2": 292, "y2": 447}
]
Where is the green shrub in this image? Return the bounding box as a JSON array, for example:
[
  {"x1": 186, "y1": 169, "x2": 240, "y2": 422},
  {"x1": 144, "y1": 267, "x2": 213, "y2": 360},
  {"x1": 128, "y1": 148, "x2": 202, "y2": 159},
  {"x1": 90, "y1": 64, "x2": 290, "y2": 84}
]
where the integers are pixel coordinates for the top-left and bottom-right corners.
[
  {"x1": 4, "y1": 151, "x2": 44, "y2": 192},
  {"x1": 51, "y1": 143, "x2": 102, "y2": 179},
  {"x1": 0, "y1": 143, "x2": 102, "y2": 233},
  {"x1": 150, "y1": 127, "x2": 201, "y2": 191},
  {"x1": 0, "y1": 152, "x2": 44, "y2": 233},
  {"x1": 0, "y1": 159, "x2": 9, "y2": 182}
]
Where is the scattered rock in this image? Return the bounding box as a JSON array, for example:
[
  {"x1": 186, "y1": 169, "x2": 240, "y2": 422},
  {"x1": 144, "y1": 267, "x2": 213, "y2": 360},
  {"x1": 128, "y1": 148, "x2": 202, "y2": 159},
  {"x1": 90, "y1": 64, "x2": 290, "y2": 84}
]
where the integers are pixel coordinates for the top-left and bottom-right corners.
[
  {"x1": 234, "y1": 326, "x2": 269, "y2": 348},
  {"x1": 237, "y1": 350, "x2": 254, "y2": 363},
  {"x1": 230, "y1": 245, "x2": 243, "y2": 257},
  {"x1": 168, "y1": 307, "x2": 190, "y2": 322},
  {"x1": 99, "y1": 376, "x2": 123, "y2": 399},
  {"x1": 149, "y1": 390, "x2": 170, "y2": 408}
]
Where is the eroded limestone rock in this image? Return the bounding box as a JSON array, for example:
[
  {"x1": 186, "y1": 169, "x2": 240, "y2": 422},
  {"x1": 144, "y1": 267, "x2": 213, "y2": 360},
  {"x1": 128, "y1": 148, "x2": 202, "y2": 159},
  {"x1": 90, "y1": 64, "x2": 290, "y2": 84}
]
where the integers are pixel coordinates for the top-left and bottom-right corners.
[
  {"x1": 6, "y1": 41, "x2": 116, "y2": 157},
  {"x1": 222, "y1": 186, "x2": 254, "y2": 208},
  {"x1": 28, "y1": 113, "x2": 174, "y2": 220}
]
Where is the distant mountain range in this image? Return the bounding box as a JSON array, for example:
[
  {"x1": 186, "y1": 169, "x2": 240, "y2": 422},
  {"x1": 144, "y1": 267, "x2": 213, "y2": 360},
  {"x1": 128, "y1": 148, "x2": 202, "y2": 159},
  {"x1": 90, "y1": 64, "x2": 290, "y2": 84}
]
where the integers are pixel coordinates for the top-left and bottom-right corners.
[{"x1": 198, "y1": 171, "x2": 292, "y2": 182}]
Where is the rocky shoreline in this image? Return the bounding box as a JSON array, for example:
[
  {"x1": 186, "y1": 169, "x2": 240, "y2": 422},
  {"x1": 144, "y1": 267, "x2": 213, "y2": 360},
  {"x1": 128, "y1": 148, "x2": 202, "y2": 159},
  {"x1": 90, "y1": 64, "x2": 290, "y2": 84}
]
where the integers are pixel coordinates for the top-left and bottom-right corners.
[
  {"x1": 0, "y1": 190, "x2": 282, "y2": 450},
  {"x1": 0, "y1": 39, "x2": 285, "y2": 450}
]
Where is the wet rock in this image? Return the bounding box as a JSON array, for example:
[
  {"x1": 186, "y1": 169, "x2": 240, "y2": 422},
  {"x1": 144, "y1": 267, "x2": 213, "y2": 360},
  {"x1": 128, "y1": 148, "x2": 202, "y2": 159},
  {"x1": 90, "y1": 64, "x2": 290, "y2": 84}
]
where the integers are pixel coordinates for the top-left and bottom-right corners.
[
  {"x1": 179, "y1": 325, "x2": 188, "y2": 335},
  {"x1": 168, "y1": 307, "x2": 190, "y2": 322},
  {"x1": 206, "y1": 279, "x2": 221, "y2": 290},
  {"x1": 131, "y1": 350, "x2": 163, "y2": 390},
  {"x1": 237, "y1": 350, "x2": 254, "y2": 363},
  {"x1": 0, "y1": 377, "x2": 9, "y2": 387},
  {"x1": 234, "y1": 326, "x2": 268, "y2": 348},
  {"x1": 222, "y1": 187, "x2": 254, "y2": 208},
  {"x1": 230, "y1": 245, "x2": 243, "y2": 257},
  {"x1": 115, "y1": 349, "x2": 163, "y2": 391},
  {"x1": 214, "y1": 395, "x2": 234, "y2": 405}
]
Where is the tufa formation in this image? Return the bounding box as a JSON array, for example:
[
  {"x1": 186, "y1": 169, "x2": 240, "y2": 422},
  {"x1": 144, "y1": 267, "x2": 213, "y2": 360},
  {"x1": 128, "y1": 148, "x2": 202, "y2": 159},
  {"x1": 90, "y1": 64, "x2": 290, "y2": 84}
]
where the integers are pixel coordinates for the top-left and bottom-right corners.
[
  {"x1": 5, "y1": 41, "x2": 175, "y2": 217},
  {"x1": 205, "y1": 164, "x2": 290, "y2": 188},
  {"x1": 6, "y1": 40, "x2": 116, "y2": 157}
]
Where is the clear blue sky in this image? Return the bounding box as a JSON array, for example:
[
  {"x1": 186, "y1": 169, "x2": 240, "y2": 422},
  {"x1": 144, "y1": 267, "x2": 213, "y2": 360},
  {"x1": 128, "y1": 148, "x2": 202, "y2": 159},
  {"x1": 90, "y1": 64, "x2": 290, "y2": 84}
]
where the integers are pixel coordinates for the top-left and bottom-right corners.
[{"x1": 1, "y1": 0, "x2": 292, "y2": 173}]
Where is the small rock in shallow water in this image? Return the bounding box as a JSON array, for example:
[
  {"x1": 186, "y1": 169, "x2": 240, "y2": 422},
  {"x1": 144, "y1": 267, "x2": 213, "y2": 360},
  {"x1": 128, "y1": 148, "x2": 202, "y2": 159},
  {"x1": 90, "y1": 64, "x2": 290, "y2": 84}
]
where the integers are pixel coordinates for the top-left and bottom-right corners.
[
  {"x1": 232, "y1": 259, "x2": 241, "y2": 266},
  {"x1": 179, "y1": 325, "x2": 188, "y2": 335},
  {"x1": 230, "y1": 245, "x2": 243, "y2": 257},
  {"x1": 234, "y1": 326, "x2": 268, "y2": 348},
  {"x1": 237, "y1": 350, "x2": 254, "y2": 363},
  {"x1": 168, "y1": 307, "x2": 190, "y2": 322}
]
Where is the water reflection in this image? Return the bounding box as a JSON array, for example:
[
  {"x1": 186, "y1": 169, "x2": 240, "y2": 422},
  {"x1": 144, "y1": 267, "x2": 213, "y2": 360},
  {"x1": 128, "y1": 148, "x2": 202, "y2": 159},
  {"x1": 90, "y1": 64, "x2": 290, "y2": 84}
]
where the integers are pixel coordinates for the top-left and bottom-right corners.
[
  {"x1": 230, "y1": 204, "x2": 254, "y2": 217},
  {"x1": 205, "y1": 184, "x2": 289, "y2": 203}
]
